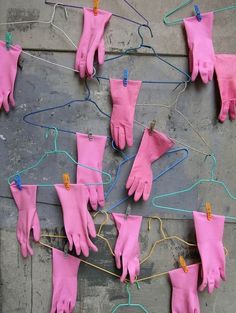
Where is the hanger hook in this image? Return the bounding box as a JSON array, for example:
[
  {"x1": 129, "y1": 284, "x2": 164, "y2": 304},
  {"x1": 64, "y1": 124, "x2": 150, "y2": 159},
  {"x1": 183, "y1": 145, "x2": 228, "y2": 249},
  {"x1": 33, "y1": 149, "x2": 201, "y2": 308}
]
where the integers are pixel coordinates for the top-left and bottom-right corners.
[
  {"x1": 50, "y1": 2, "x2": 68, "y2": 24},
  {"x1": 137, "y1": 24, "x2": 153, "y2": 46},
  {"x1": 206, "y1": 153, "x2": 217, "y2": 179},
  {"x1": 125, "y1": 283, "x2": 132, "y2": 305},
  {"x1": 48, "y1": 126, "x2": 59, "y2": 151},
  {"x1": 148, "y1": 216, "x2": 167, "y2": 239}
]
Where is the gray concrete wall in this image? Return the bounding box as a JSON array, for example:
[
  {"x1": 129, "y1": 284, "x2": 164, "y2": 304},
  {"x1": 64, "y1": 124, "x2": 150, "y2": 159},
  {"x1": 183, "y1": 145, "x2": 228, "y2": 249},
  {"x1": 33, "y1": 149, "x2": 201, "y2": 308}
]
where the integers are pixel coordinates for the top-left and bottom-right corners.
[{"x1": 0, "y1": 1, "x2": 236, "y2": 312}]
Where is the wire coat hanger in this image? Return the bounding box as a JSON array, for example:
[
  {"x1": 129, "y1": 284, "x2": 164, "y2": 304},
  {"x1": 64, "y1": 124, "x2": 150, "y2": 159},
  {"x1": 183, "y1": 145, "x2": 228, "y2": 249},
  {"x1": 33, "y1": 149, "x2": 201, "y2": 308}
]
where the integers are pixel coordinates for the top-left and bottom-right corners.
[
  {"x1": 7, "y1": 127, "x2": 112, "y2": 186},
  {"x1": 152, "y1": 154, "x2": 236, "y2": 221},
  {"x1": 96, "y1": 24, "x2": 191, "y2": 85},
  {"x1": 111, "y1": 283, "x2": 149, "y2": 313},
  {"x1": 163, "y1": 0, "x2": 236, "y2": 26}
]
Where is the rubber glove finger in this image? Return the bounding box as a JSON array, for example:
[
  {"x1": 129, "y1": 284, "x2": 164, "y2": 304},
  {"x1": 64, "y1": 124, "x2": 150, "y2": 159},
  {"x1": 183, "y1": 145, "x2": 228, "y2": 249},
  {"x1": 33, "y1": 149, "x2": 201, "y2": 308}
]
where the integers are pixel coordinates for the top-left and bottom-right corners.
[
  {"x1": 199, "y1": 273, "x2": 207, "y2": 292},
  {"x1": 16, "y1": 228, "x2": 23, "y2": 245},
  {"x1": 219, "y1": 100, "x2": 229, "y2": 122},
  {"x1": 229, "y1": 99, "x2": 236, "y2": 120},
  {"x1": 74, "y1": 235, "x2": 81, "y2": 256},
  {"x1": 87, "y1": 211, "x2": 97, "y2": 238},
  {"x1": 134, "y1": 181, "x2": 145, "y2": 202},
  {"x1": 118, "y1": 127, "x2": 126, "y2": 150},
  {"x1": 126, "y1": 175, "x2": 135, "y2": 190},
  {"x1": 87, "y1": 39, "x2": 100, "y2": 76},
  {"x1": 64, "y1": 302, "x2": 70, "y2": 313},
  {"x1": 0, "y1": 94, "x2": 3, "y2": 110},
  {"x1": 87, "y1": 237, "x2": 98, "y2": 253},
  {"x1": 20, "y1": 240, "x2": 28, "y2": 258},
  {"x1": 207, "y1": 275, "x2": 215, "y2": 294},
  {"x1": 214, "y1": 273, "x2": 221, "y2": 289},
  {"x1": 199, "y1": 61, "x2": 210, "y2": 84},
  {"x1": 78, "y1": 47, "x2": 87, "y2": 78},
  {"x1": 127, "y1": 177, "x2": 139, "y2": 196},
  {"x1": 57, "y1": 303, "x2": 64, "y2": 313},
  {"x1": 191, "y1": 58, "x2": 199, "y2": 82},
  {"x1": 88, "y1": 186, "x2": 98, "y2": 210},
  {"x1": 143, "y1": 182, "x2": 151, "y2": 201},
  {"x1": 50, "y1": 303, "x2": 57, "y2": 313},
  {"x1": 220, "y1": 266, "x2": 226, "y2": 281},
  {"x1": 114, "y1": 249, "x2": 122, "y2": 269},
  {"x1": 120, "y1": 258, "x2": 128, "y2": 282},
  {"x1": 112, "y1": 126, "x2": 119, "y2": 149},
  {"x1": 9, "y1": 91, "x2": 15, "y2": 108},
  {"x1": 80, "y1": 240, "x2": 89, "y2": 257},
  {"x1": 124, "y1": 125, "x2": 133, "y2": 147},
  {"x1": 66, "y1": 233, "x2": 73, "y2": 251},
  {"x1": 97, "y1": 37, "x2": 105, "y2": 65},
  {"x1": 110, "y1": 123, "x2": 115, "y2": 143},
  {"x1": 128, "y1": 264, "x2": 136, "y2": 284},
  {"x1": 97, "y1": 185, "x2": 105, "y2": 208},
  {"x1": 3, "y1": 93, "x2": 10, "y2": 113},
  {"x1": 27, "y1": 241, "x2": 34, "y2": 257},
  {"x1": 32, "y1": 213, "x2": 41, "y2": 242}
]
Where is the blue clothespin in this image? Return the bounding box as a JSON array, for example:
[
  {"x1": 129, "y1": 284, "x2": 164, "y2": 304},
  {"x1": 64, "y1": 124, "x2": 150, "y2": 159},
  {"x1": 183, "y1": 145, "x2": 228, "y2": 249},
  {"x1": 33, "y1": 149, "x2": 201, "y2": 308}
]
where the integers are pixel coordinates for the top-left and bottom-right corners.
[
  {"x1": 123, "y1": 69, "x2": 128, "y2": 87},
  {"x1": 14, "y1": 174, "x2": 22, "y2": 190},
  {"x1": 5, "y1": 32, "x2": 12, "y2": 50},
  {"x1": 194, "y1": 5, "x2": 202, "y2": 22}
]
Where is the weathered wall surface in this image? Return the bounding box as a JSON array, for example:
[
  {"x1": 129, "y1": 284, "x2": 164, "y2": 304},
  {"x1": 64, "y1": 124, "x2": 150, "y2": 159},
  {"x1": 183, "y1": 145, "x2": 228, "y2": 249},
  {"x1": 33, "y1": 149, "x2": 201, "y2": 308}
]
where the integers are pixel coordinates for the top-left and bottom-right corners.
[{"x1": 0, "y1": 1, "x2": 236, "y2": 312}]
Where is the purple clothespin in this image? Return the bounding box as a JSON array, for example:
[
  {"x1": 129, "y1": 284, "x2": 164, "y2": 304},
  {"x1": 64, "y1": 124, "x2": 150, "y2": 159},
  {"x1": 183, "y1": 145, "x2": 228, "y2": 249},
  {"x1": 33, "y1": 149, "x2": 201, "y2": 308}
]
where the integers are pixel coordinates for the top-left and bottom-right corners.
[
  {"x1": 14, "y1": 174, "x2": 22, "y2": 190},
  {"x1": 194, "y1": 5, "x2": 202, "y2": 22},
  {"x1": 123, "y1": 69, "x2": 128, "y2": 87}
]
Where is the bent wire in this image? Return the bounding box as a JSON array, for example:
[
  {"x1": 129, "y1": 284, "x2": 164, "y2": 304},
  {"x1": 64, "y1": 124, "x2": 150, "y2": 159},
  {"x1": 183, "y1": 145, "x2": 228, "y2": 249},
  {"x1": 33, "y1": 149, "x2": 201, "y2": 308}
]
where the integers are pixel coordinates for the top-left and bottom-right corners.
[
  {"x1": 163, "y1": 0, "x2": 236, "y2": 26},
  {"x1": 152, "y1": 154, "x2": 236, "y2": 221},
  {"x1": 44, "y1": 0, "x2": 150, "y2": 27},
  {"x1": 7, "y1": 127, "x2": 112, "y2": 187},
  {"x1": 106, "y1": 147, "x2": 189, "y2": 212},
  {"x1": 111, "y1": 283, "x2": 149, "y2": 313},
  {"x1": 96, "y1": 24, "x2": 191, "y2": 84}
]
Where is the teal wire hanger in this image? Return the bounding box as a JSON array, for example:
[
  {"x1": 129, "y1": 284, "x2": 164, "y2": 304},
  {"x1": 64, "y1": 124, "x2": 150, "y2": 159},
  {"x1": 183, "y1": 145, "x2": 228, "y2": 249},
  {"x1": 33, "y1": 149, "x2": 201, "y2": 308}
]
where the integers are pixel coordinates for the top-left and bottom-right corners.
[
  {"x1": 151, "y1": 154, "x2": 236, "y2": 221},
  {"x1": 7, "y1": 127, "x2": 112, "y2": 187},
  {"x1": 112, "y1": 283, "x2": 149, "y2": 313},
  {"x1": 97, "y1": 24, "x2": 191, "y2": 85},
  {"x1": 163, "y1": 0, "x2": 236, "y2": 26}
]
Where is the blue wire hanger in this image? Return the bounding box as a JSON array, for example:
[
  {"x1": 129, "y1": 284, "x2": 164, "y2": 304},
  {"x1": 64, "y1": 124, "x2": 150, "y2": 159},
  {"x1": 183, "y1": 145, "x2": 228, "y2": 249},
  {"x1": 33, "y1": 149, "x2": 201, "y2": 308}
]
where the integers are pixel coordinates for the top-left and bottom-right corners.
[
  {"x1": 44, "y1": 0, "x2": 150, "y2": 27},
  {"x1": 112, "y1": 283, "x2": 149, "y2": 313},
  {"x1": 151, "y1": 154, "x2": 236, "y2": 221},
  {"x1": 7, "y1": 127, "x2": 112, "y2": 187},
  {"x1": 106, "y1": 147, "x2": 189, "y2": 212},
  {"x1": 96, "y1": 24, "x2": 191, "y2": 85},
  {"x1": 163, "y1": 0, "x2": 236, "y2": 26}
]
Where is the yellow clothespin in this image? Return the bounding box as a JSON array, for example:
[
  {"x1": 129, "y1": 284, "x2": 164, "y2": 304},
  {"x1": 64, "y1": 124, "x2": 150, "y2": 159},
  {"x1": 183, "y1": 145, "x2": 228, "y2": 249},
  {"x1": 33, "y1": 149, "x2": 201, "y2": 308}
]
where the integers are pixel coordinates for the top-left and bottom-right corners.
[
  {"x1": 93, "y1": 0, "x2": 99, "y2": 15},
  {"x1": 149, "y1": 120, "x2": 156, "y2": 134},
  {"x1": 63, "y1": 173, "x2": 70, "y2": 190},
  {"x1": 205, "y1": 202, "x2": 212, "y2": 221},
  {"x1": 179, "y1": 255, "x2": 188, "y2": 273}
]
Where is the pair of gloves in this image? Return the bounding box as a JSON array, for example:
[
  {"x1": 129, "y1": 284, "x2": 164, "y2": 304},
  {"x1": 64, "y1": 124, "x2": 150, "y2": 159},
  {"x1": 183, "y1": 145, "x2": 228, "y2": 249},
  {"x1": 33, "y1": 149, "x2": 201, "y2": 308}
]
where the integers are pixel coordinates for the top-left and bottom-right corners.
[
  {"x1": 169, "y1": 211, "x2": 225, "y2": 313},
  {"x1": 184, "y1": 12, "x2": 236, "y2": 122}
]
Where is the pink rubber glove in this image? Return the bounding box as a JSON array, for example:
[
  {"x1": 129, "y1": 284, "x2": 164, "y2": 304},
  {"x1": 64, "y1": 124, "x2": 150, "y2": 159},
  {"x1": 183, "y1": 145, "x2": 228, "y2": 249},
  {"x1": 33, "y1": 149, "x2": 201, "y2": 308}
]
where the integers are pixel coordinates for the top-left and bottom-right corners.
[
  {"x1": 193, "y1": 211, "x2": 225, "y2": 294},
  {"x1": 75, "y1": 8, "x2": 112, "y2": 78},
  {"x1": 0, "y1": 41, "x2": 22, "y2": 112},
  {"x1": 55, "y1": 184, "x2": 98, "y2": 257},
  {"x1": 10, "y1": 184, "x2": 40, "y2": 258},
  {"x1": 126, "y1": 128, "x2": 173, "y2": 201},
  {"x1": 110, "y1": 79, "x2": 142, "y2": 150},
  {"x1": 50, "y1": 248, "x2": 81, "y2": 313},
  {"x1": 215, "y1": 54, "x2": 236, "y2": 122},
  {"x1": 169, "y1": 264, "x2": 200, "y2": 313},
  {"x1": 76, "y1": 132, "x2": 106, "y2": 210},
  {"x1": 183, "y1": 12, "x2": 215, "y2": 84},
  {"x1": 112, "y1": 213, "x2": 142, "y2": 283}
]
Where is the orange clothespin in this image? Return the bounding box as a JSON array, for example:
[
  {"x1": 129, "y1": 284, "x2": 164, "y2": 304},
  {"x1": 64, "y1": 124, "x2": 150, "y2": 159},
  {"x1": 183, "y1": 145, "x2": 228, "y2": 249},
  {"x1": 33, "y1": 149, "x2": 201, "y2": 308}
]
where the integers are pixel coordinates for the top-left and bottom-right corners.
[
  {"x1": 205, "y1": 202, "x2": 212, "y2": 221},
  {"x1": 63, "y1": 173, "x2": 70, "y2": 190},
  {"x1": 93, "y1": 0, "x2": 99, "y2": 15},
  {"x1": 179, "y1": 255, "x2": 188, "y2": 273}
]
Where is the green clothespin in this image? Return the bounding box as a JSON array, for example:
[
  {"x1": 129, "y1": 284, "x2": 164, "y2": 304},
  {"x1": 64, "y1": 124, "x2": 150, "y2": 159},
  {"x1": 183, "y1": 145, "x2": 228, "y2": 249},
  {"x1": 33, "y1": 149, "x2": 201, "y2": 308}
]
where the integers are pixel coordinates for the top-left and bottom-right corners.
[{"x1": 5, "y1": 32, "x2": 12, "y2": 50}]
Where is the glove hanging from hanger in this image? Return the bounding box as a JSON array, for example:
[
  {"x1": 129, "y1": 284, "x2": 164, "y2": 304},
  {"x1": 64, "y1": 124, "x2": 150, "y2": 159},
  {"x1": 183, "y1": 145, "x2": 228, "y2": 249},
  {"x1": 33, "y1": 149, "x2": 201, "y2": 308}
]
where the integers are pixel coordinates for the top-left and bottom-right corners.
[
  {"x1": 183, "y1": 12, "x2": 215, "y2": 84},
  {"x1": 55, "y1": 184, "x2": 98, "y2": 257},
  {"x1": 126, "y1": 128, "x2": 174, "y2": 201},
  {"x1": 76, "y1": 132, "x2": 106, "y2": 210},
  {"x1": 50, "y1": 248, "x2": 81, "y2": 313},
  {"x1": 10, "y1": 184, "x2": 41, "y2": 257},
  {"x1": 75, "y1": 7, "x2": 112, "y2": 78},
  {"x1": 215, "y1": 54, "x2": 236, "y2": 122},
  {"x1": 0, "y1": 41, "x2": 22, "y2": 112}
]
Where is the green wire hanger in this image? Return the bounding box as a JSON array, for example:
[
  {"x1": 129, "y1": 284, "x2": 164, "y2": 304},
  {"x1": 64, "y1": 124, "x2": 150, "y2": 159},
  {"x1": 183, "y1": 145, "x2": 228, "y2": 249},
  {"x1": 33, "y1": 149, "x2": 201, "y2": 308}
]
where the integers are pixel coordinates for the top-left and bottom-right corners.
[
  {"x1": 152, "y1": 154, "x2": 236, "y2": 221},
  {"x1": 7, "y1": 127, "x2": 112, "y2": 187},
  {"x1": 111, "y1": 283, "x2": 149, "y2": 313},
  {"x1": 163, "y1": 0, "x2": 236, "y2": 26}
]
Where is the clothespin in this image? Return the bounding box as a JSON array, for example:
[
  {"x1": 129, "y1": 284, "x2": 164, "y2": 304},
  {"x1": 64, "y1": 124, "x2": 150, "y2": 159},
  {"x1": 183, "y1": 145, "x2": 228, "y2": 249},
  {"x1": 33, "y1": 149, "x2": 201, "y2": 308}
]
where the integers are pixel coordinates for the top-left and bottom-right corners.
[
  {"x1": 93, "y1": 0, "x2": 99, "y2": 16},
  {"x1": 63, "y1": 173, "x2": 70, "y2": 190},
  {"x1": 123, "y1": 69, "x2": 128, "y2": 87},
  {"x1": 88, "y1": 132, "x2": 93, "y2": 141},
  {"x1": 125, "y1": 204, "x2": 132, "y2": 219},
  {"x1": 205, "y1": 202, "x2": 212, "y2": 221},
  {"x1": 149, "y1": 120, "x2": 156, "y2": 134},
  {"x1": 5, "y1": 32, "x2": 12, "y2": 50},
  {"x1": 194, "y1": 5, "x2": 202, "y2": 22},
  {"x1": 179, "y1": 255, "x2": 188, "y2": 273},
  {"x1": 14, "y1": 174, "x2": 22, "y2": 191}
]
